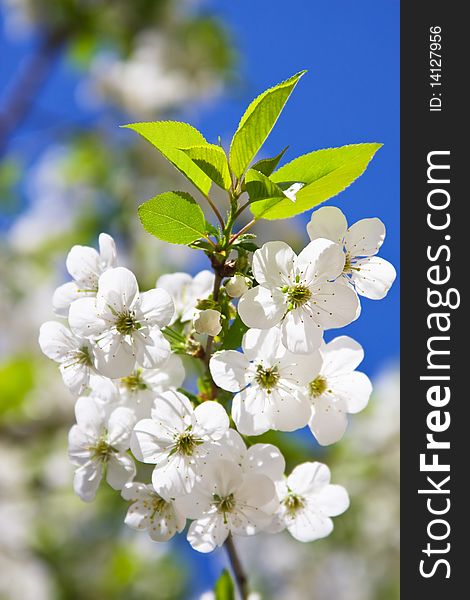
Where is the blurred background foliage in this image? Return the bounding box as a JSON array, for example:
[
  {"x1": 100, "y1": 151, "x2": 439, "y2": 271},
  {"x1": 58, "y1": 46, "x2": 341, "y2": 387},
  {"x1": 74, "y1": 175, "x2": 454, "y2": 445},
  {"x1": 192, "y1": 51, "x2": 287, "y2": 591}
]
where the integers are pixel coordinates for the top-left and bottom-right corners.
[{"x1": 0, "y1": 1, "x2": 398, "y2": 599}]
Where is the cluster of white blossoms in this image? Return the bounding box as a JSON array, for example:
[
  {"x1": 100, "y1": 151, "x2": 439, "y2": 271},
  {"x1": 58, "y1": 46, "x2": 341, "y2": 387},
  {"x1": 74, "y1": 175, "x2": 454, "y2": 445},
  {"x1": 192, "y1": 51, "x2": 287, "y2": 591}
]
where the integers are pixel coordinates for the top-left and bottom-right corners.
[{"x1": 38, "y1": 207, "x2": 394, "y2": 554}]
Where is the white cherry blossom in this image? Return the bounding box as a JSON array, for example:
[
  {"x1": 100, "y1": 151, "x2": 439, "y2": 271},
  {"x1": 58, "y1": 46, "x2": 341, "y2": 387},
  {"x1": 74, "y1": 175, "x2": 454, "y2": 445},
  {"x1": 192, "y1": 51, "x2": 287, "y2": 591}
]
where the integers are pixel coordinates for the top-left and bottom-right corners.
[
  {"x1": 225, "y1": 274, "x2": 250, "y2": 298},
  {"x1": 68, "y1": 267, "x2": 173, "y2": 378},
  {"x1": 307, "y1": 336, "x2": 372, "y2": 445},
  {"x1": 194, "y1": 308, "x2": 222, "y2": 337},
  {"x1": 156, "y1": 270, "x2": 214, "y2": 324},
  {"x1": 53, "y1": 233, "x2": 117, "y2": 316},
  {"x1": 210, "y1": 328, "x2": 320, "y2": 435},
  {"x1": 130, "y1": 390, "x2": 229, "y2": 496},
  {"x1": 117, "y1": 354, "x2": 186, "y2": 420},
  {"x1": 68, "y1": 397, "x2": 136, "y2": 502},
  {"x1": 208, "y1": 428, "x2": 285, "y2": 482},
  {"x1": 38, "y1": 320, "x2": 102, "y2": 396},
  {"x1": 174, "y1": 458, "x2": 277, "y2": 553},
  {"x1": 276, "y1": 462, "x2": 349, "y2": 542},
  {"x1": 238, "y1": 239, "x2": 360, "y2": 354},
  {"x1": 307, "y1": 206, "x2": 396, "y2": 299},
  {"x1": 121, "y1": 482, "x2": 186, "y2": 542}
]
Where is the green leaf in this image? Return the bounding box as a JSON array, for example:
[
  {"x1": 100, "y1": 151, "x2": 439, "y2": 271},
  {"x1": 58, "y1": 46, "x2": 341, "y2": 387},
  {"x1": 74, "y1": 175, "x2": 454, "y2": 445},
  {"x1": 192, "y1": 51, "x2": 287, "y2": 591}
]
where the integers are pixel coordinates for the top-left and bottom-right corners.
[
  {"x1": 0, "y1": 355, "x2": 35, "y2": 417},
  {"x1": 244, "y1": 168, "x2": 286, "y2": 202},
  {"x1": 235, "y1": 240, "x2": 259, "y2": 253},
  {"x1": 221, "y1": 315, "x2": 249, "y2": 350},
  {"x1": 229, "y1": 71, "x2": 306, "y2": 179},
  {"x1": 251, "y1": 146, "x2": 289, "y2": 176},
  {"x1": 124, "y1": 121, "x2": 212, "y2": 196},
  {"x1": 250, "y1": 143, "x2": 382, "y2": 220},
  {"x1": 214, "y1": 569, "x2": 235, "y2": 600},
  {"x1": 138, "y1": 191, "x2": 207, "y2": 245},
  {"x1": 181, "y1": 144, "x2": 232, "y2": 190}
]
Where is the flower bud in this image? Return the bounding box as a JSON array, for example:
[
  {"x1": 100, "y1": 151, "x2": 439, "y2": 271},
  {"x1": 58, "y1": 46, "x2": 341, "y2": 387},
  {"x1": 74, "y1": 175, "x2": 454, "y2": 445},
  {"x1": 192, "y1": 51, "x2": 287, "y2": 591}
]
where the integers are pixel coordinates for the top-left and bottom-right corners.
[
  {"x1": 194, "y1": 309, "x2": 222, "y2": 337},
  {"x1": 225, "y1": 274, "x2": 250, "y2": 298}
]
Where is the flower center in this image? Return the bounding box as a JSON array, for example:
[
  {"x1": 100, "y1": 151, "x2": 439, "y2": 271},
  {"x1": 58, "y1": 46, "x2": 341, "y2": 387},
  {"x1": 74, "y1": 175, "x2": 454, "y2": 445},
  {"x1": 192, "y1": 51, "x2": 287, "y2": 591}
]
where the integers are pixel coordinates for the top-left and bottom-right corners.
[
  {"x1": 172, "y1": 427, "x2": 203, "y2": 457},
  {"x1": 121, "y1": 370, "x2": 148, "y2": 392},
  {"x1": 150, "y1": 495, "x2": 168, "y2": 517},
  {"x1": 90, "y1": 438, "x2": 113, "y2": 463},
  {"x1": 76, "y1": 345, "x2": 93, "y2": 366},
  {"x1": 343, "y1": 252, "x2": 353, "y2": 274},
  {"x1": 115, "y1": 310, "x2": 141, "y2": 335},
  {"x1": 283, "y1": 493, "x2": 305, "y2": 516},
  {"x1": 343, "y1": 252, "x2": 361, "y2": 274},
  {"x1": 255, "y1": 364, "x2": 280, "y2": 391},
  {"x1": 213, "y1": 493, "x2": 236, "y2": 523},
  {"x1": 309, "y1": 375, "x2": 328, "y2": 398},
  {"x1": 285, "y1": 284, "x2": 311, "y2": 309}
]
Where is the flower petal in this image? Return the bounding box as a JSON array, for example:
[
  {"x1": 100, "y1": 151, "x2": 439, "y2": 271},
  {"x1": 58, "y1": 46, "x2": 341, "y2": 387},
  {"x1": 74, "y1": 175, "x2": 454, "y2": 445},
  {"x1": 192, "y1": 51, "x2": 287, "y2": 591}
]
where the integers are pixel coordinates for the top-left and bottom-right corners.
[
  {"x1": 107, "y1": 407, "x2": 136, "y2": 450},
  {"x1": 121, "y1": 481, "x2": 151, "y2": 502},
  {"x1": 139, "y1": 288, "x2": 174, "y2": 328},
  {"x1": 209, "y1": 350, "x2": 250, "y2": 392},
  {"x1": 286, "y1": 506, "x2": 333, "y2": 542},
  {"x1": 321, "y1": 335, "x2": 364, "y2": 376},
  {"x1": 147, "y1": 503, "x2": 185, "y2": 541},
  {"x1": 192, "y1": 270, "x2": 215, "y2": 297},
  {"x1": 269, "y1": 389, "x2": 312, "y2": 432},
  {"x1": 281, "y1": 309, "x2": 323, "y2": 355},
  {"x1": 38, "y1": 321, "x2": 77, "y2": 361},
  {"x1": 252, "y1": 241, "x2": 296, "y2": 288},
  {"x1": 287, "y1": 462, "x2": 331, "y2": 495},
  {"x1": 145, "y1": 354, "x2": 185, "y2": 391},
  {"x1": 238, "y1": 286, "x2": 285, "y2": 329},
  {"x1": 328, "y1": 371, "x2": 372, "y2": 414},
  {"x1": 232, "y1": 389, "x2": 271, "y2": 436},
  {"x1": 350, "y1": 256, "x2": 396, "y2": 299},
  {"x1": 124, "y1": 499, "x2": 151, "y2": 530},
  {"x1": 194, "y1": 401, "x2": 229, "y2": 439},
  {"x1": 187, "y1": 514, "x2": 228, "y2": 552},
  {"x1": 94, "y1": 335, "x2": 136, "y2": 379},
  {"x1": 97, "y1": 267, "x2": 139, "y2": 313},
  {"x1": 98, "y1": 233, "x2": 117, "y2": 268},
  {"x1": 309, "y1": 396, "x2": 349, "y2": 445},
  {"x1": 66, "y1": 245, "x2": 101, "y2": 286},
  {"x1": 313, "y1": 484, "x2": 349, "y2": 517},
  {"x1": 280, "y1": 350, "x2": 322, "y2": 386},
  {"x1": 133, "y1": 328, "x2": 171, "y2": 370},
  {"x1": 130, "y1": 419, "x2": 171, "y2": 463},
  {"x1": 106, "y1": 453, "x2": 136, "y2": 490},
  {"x1": 68, "y1": 425, "x2": 92, "y2": 465},
  {"x1": 68, "y1": 297, "x2": 108, "y2": 338},
  {"x1": 152, "y1": 453, "x2": 196, "y2": 496},
  {"x1": 73, "y1": 461, "x2": 102, "y2": 502},
  {"x1": 74, "y1": 396, "x2": 104, "y2": 440},
  {"x1": 173, "y1": 486, "x2": 212, "y2": 520},
  {"x1": 242, "y1": 327, "x2": 284, "y2": 363},
  {"x1": 307, "y1": 206, "x2": 348, "y2": 244},
  {"x1": 52, "y1": 281, "x2": 81, "y2": 316},
  {"x1": 310, "y1": 280, "x2": 360, "y2": 329},
  {"x1": 150, "y1": 390, "x2": 193, "y2": 432},
  {"x1": 298, "y1": 238, "x2": 345, "y2": 284},
  {"x1": 244, "y1": 444, "x2": 285, "y2": 481},
  {"x1": 60, "y1": 362, "x2": 89, "y2": 396},
  {"x1": 345, "y1": 217, "x2": 385, "y2": 257},
  {"x1": 203, "y1": 459, "x2": 245, "y2": 497}
]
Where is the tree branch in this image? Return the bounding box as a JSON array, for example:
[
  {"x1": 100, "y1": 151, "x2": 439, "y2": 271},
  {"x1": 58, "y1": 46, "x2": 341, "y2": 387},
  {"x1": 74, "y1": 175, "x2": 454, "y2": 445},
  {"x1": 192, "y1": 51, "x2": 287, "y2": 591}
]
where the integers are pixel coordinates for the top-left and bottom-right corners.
[
  {"x1": 0, "y1": 27, "x2": 69, "y2": 157},
  {"x1": 224, "y1": 534, "x2": 249, "y2": 600}
]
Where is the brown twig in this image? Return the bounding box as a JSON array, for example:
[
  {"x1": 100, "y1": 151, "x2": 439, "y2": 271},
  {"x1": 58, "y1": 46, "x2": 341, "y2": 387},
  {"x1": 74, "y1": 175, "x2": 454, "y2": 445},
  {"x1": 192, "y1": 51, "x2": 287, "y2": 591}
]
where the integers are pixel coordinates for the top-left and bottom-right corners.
[
  {"x1": 0, "y1": 27, "x2": 69, "y2": 157},
  {"x1": 224, "y1": 534, "x2": 249, "y2": 600}
]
